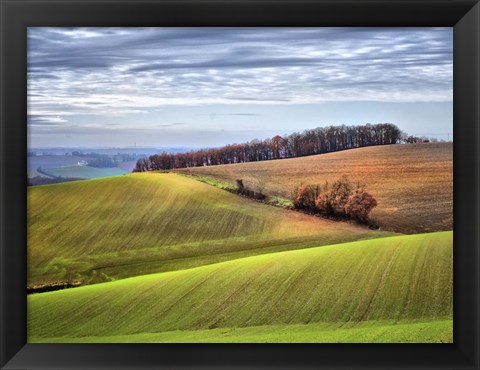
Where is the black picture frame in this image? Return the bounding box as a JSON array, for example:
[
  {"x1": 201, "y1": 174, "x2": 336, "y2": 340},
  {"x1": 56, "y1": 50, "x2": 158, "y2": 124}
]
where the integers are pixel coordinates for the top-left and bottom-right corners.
[{"x1": 1, "y1": 0, "x2": 479, "y2": 369}]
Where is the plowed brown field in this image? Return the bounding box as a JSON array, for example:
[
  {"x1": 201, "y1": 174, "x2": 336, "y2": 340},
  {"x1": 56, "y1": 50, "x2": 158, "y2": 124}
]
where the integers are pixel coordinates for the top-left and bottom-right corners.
[{"x1": 175, "y1": 143, "x2": 453, "y2": 234}]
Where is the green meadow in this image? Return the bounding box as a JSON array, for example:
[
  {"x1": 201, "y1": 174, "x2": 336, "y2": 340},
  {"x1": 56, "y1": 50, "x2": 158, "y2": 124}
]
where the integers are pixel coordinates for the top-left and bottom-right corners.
[
  {"x1": 27, "y1": 172, "x2": 453, "y2": 343},
  {"x1": 28, "y1": 173, "x2": 390, "y2": 286},
  {"x1": 28, "y1": 231, "x2": 452, "y2": 342},
  {"x1": 33, "y1": 321, "x2": 453, "y2": 344}
]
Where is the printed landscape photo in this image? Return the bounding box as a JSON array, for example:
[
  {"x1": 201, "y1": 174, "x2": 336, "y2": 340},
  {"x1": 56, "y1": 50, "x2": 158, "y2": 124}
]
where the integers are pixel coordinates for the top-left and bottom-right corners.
[{"x1": 27, "y1": 27, "x2": 453, "y2": 343}]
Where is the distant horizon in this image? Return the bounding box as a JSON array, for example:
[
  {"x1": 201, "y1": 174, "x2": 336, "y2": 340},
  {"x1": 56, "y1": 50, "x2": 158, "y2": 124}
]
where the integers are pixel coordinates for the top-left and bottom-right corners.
[
  {"x1": 28, "y1": 27, "x2": 453, "y2": 148},
  {"x1": 29, "y1": 121, "x2": 453, "y2": 152},
  {"x1": 30, "y1": 137, "x2": 454, "y2": 152},
  {"x1": 30, "y1": 140, "x2": 454, "y2": 156},
  {"x1": 29, "y1": 124, "x2": 454, "y2": 152},
  {"x1": 30, "y1": 145, "x2": 201, "y2": 150}
]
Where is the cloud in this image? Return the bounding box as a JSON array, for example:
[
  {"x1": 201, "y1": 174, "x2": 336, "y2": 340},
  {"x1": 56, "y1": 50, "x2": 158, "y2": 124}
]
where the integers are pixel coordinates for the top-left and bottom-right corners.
[
  {"x1": 226, "y1": 97, "x2": 292, "y2": 103},
  {"x1": 157, "y1": 122, "x2": 185, "y2": 127},
  {"x1": 228, "y1": 113, "x2": 262, "y2": 116},
  {"x1": 28, "y1": 115, "x2": 68, "y2": 126},
  {"x1": 27, "y1": 27, "x2": 452, "y2": 134},
  {"x1": 196, "y1": 113, "x2": 261, "y2": 117},
  {"x1": 130, "y1": 57, "x2": 328, "y2": 72}
]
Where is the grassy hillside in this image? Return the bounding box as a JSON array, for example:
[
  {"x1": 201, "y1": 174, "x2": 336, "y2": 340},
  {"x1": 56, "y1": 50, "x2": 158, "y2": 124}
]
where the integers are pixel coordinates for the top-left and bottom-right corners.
[
  {"x1": 33, "y1": 320, "x2": 452, "y2": 343},
  {"x1": 28, "y1": 173, "x2": 390, "y2": 286},
  {"x1": 175, "y1": 143, "x2": 453, "y2": 234},
  {"x1": 29, "y1": 231, "x2": 453, "y2": 343}
]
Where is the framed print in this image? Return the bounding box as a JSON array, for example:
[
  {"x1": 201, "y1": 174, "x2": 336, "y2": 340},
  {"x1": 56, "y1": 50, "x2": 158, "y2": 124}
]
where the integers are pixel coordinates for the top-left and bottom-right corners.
[{"x1": 1, "y1": 0, "x2": 479, "y2": 369}]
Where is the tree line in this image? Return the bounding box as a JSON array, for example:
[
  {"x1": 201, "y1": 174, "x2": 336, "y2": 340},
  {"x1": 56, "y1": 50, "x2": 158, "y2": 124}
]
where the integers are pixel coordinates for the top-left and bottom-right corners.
[{"x1": 133, "y1": 123, "x2": 403, "y2": 172}]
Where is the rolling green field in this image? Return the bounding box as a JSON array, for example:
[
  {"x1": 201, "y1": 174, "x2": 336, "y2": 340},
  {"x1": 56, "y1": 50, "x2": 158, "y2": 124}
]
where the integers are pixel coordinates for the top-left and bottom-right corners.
[
  {"x1": 28, "y1": 169, "x2": 453, "y2": 343},
  {"x1": 29, "y1": 232, "x2": 453, "y2": 343},
  {"x1": 28, "y1": 173, "x2": 391, "y2": 286},
  {"x1": 32, "y1": 320, "x2": 452, "y2": 343}
]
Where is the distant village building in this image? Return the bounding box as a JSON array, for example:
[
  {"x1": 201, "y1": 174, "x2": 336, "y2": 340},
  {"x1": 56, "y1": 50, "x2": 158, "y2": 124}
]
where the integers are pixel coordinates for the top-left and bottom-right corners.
[{"x1": 77, "y1": 160, "x2": 88, "y2": 166}]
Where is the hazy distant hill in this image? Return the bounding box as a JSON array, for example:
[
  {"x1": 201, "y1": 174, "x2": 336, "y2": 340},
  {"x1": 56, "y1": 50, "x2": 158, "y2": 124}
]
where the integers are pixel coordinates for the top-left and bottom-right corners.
[{"x1": 29, "y1": 147, "x2": 199, "y2": 156}]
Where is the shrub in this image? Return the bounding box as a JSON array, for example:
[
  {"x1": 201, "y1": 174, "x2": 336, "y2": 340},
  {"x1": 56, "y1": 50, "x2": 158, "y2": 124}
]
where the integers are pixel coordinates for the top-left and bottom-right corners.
[
  {"x1": 235, "y1": 179, "x2": 266, "y2": 200},
  {"x1": 314, "y1": 176, "x2": 351, "y2": 217},
  {"x1": 242, "y1": 188, "x2": 253, "y2": 198},
  {"x1": 293, "y1": 184, "x2": 320, "y2": 211},
  {"x1": 252, "y1": 175, "x2": 267, "y2": 198},
  {"x1": 236, "y1": 179, "x2": 244, "y2": 193},
  {"x1": 345, "y1": 186, "x2": 378, "y2": 223},
  {"x1": 253, "y1": 192, "x2": 267, "y2": 201},
  {"x1": 294, "y1": 175, "x2": 378, "y2": 224},
  {"x1": 328, "y1": 175, "x2": 352, "y2": 217},
  {"x1": 314, "y1": 182, "x2": 332, "y2": 215}
]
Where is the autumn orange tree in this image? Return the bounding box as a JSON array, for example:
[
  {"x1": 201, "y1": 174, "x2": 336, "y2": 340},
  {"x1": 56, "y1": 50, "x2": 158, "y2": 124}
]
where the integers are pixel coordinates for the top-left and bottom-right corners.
[
  {"x1": 292, "y1": 184, "x2": 321, "y2": 212},
  {"x1": 292, "y1": 175, "x2": 377, "y2": 224},
  {"x1": 345, "y1": 186, "x2": 378, "y2": 223}
]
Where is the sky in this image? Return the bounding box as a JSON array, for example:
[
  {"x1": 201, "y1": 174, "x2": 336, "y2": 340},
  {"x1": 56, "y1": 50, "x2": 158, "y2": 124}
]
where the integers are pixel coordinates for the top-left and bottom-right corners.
[{"x1": 27, "y1": 27, "x2": 453, "y2": 148}]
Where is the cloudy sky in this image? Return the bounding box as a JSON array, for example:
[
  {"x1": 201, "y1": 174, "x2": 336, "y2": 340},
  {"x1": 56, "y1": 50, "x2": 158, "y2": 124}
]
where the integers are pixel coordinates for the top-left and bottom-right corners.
[{"x1": 28, "y1": 27, "x2": 452, "y2": 148}]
